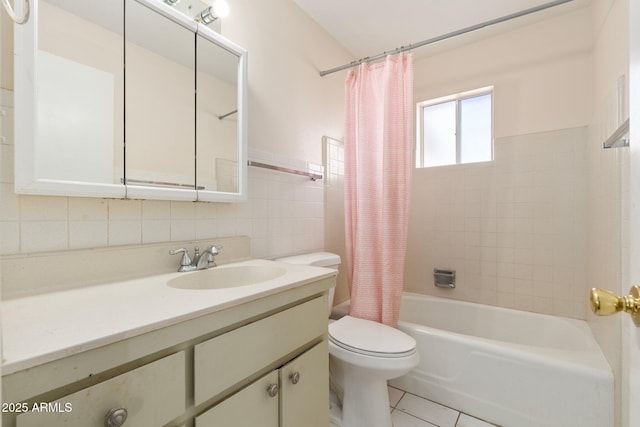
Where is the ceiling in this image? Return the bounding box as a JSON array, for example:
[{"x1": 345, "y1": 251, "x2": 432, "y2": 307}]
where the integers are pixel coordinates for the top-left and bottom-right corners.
[{"x1": 294, "y1": 0, "x2": 591, "y2": 61}]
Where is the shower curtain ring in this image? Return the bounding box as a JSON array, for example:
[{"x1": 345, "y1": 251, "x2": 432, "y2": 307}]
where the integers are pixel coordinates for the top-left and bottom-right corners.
[{"x1": 2, "y1": 0, "x2": 30, "y2": 25}]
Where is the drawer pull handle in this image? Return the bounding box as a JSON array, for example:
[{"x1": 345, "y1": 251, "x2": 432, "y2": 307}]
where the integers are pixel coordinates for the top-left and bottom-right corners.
[
  {"x1": 266, "y1": 383, "x2": 279, "y2": 397},
  {"x1": 105, "y1": 407, "x2": 128, "y2": 427},
  {"x1": 289, "y1": 371, "x2": 300, "y2": 384}
]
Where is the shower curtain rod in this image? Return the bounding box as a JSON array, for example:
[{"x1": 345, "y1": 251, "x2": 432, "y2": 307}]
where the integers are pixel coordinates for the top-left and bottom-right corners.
[{"x1": 319, "y1": 0, "x2": 575, "y2": 77}]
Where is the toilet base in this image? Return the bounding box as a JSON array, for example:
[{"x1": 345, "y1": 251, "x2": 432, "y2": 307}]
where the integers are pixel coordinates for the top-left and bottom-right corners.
[
  {"x1": 341, "y1": 375, "x2": 392, "y2": 427},
  {"x1": 329, "y1": 390, "x2": 343, "y2": 426}
]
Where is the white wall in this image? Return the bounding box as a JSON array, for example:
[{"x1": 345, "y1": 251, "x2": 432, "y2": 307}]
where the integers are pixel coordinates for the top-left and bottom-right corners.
[
  {"x1": 222, "y1": 0, "x2": 350, "y2": 163},
  {"x1": 587, "y1": 0, "x2": 629, "y2": 425},
  {"x1": 413, "y1": 8, "x2": 592, "y2": 139},
  {"x1": 625, "y1": 2, "x2": 640, "y2": 425}
]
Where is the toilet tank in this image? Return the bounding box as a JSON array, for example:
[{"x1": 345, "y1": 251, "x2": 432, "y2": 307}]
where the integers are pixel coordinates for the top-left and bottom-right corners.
[{"x1": 275, "y1": 252, "x2": 341, "y2": 316}]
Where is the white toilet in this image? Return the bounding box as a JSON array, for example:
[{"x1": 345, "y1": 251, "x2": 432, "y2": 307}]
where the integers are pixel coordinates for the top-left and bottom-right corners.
[{"x1": 276, "y1": 252, "x2": 419, "y2": 427}]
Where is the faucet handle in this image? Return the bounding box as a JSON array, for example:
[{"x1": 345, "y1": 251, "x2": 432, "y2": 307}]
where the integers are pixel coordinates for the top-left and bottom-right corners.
[
  {"x1": 208, "y1": 244, "x2": 223, "y2": 255},
  {"x1": 199, "y1": 244, "x2": 223, "y2": 269},
  {"x1": 169, "y1": 248, "x2": 192, "y2": 267}
]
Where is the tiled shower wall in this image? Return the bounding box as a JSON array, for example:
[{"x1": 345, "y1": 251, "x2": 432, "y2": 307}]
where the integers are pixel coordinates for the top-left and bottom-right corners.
[
  {"x1": 406, "y1": 127, "x2": 588, "y2": 319},
  {"x1": 323, "y1": 136, "x2": 349, "y2": 304},
  {"x1": 0, "y1": 89, "x2": 324, "y2": 259},
  {"x1": 325, "y1": 127, "x2": 589, "y2": 319}
]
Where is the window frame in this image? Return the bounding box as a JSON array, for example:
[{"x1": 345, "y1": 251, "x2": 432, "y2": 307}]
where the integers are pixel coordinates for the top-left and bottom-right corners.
[{"x1": 416, "y1": 86, "x2": 494, "y2": 168}]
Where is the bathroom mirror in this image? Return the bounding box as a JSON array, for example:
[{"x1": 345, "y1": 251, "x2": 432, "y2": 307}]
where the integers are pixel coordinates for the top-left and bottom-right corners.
[
  {"x1": 125, "y1": 0, "x2": 197, "y2": 200},
  {"x1": 14, "y1": 0, "x2": 247, "y2": 202},
  {"x1": 195, "y1": 24, "x2": 247, "y2": 201},
  {"x1": 14, "y1": 0, "x2": 126, "y2": 197},
  {"x1": 196, "y1": 30, "x2": 240, "y2": 194}
]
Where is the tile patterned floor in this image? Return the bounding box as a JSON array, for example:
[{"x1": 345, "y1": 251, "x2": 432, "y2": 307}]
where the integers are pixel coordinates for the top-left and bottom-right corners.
[
  {"x1": 329, "y1": 385, "x2": 498, "y2": 427},
  {"x1": 388, "y1": 386, "x2": 498, "y2": 427}
]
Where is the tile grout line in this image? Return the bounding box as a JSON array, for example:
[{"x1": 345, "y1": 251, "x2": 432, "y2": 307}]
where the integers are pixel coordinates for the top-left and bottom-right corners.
[
  {"x1": 454, "y1": 411, "x2": 462, "y2": 427},
  {"x1": 392, "y1": 390, "x2": 406, "y2": 410},
  {"x1": 388, "y1": 385, "x2": 499, "y2": 427}
]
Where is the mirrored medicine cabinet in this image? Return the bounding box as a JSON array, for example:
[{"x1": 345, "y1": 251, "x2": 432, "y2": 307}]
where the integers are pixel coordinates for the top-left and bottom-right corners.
[{"x1": 14, "y1": 0, "x2": 247, "y2": 202}]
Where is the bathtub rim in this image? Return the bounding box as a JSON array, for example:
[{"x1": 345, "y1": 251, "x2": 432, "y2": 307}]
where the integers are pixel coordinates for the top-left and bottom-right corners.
[{"x1": 332, "y1": 292, "x2": 612, "y2": 378}]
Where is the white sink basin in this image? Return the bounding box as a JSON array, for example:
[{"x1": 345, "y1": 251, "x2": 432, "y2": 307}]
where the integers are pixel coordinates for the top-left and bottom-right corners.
[{"x1": 167, "y1": 265, "x2": 287, "y2": 290}]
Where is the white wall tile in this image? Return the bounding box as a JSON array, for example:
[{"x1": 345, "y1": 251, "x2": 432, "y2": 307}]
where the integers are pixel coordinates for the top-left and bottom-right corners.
[
  {"x1": 70, "y1": 221, "x2": 108, "y2": 249},
  {"x1": 170, "y1": 201, "x2": 195, "y2": 220},
  {"x1": 0, "y1": 105, "x2": 15, "y2": 146},
  {"x1": 109, "y1": 220, "x2": 142, "y2": 246},
  {"x1": 109, "y1": 199, "x2": 142, "y2": 221},
  {"x1": 22, "y1": 221, "x2": 68, "y2": 252},
  {"x1": 194, "y1": 219, "x2": 217, "y2": 240},
  {"x1": 0, "y1": 183, "x2": 20, "y2": 221},
  {"x1": 0, "y1": 143, "x2": 14, "y2": 183},
  {"x1": 143, "y1": 200, "x2": 171, "y2": 219},
  {"x1": 69, "y1": 198, "x2": 108, "y2": 221},
  {"x1": 21, "y1": 196, "x2": 68, "y2": 221},
  {"x1": 0, "y1": 132, "x2": 324, "y2": 258},
  {"x1": 142, "y1": 220, "x2": 171, "y2": 243},
  {"x1": 404, "y1": 127, "x2": 588, "y2": 318},
  {"x1": 170, "y1": 219, "x2": 196, "y2": 241},
  {"x1": 235, "y1": 218, "x2": 252, "y2": 237},
  {"x1": 0, "y1": 221, "x2": 20, "y2": 254}
]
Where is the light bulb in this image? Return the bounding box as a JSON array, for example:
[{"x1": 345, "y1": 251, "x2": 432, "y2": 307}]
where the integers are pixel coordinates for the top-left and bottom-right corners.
[
  {"x1": 211, "y1": 0, "x2": 229, "y2": 19},
  {"x1": 197, "y1": 0, "x2": 229, "y2": 25}
]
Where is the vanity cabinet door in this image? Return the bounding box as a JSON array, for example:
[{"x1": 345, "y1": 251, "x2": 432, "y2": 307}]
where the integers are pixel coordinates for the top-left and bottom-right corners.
[
  {"x1": 16, "y1": 352, "x2": 185, "y2": 427},
  {"x1": 193, "y1": 296, "x2": 326, "y2": 405},
  {"x1": 195, "y1": 370, "x2": 279, "y2": 427},
  {"x1": 281, "y1": 340, "x2": 329, "y2": 427},
  {"x1": 195, "y1": 341, "x2": 328, "y2": 427}
]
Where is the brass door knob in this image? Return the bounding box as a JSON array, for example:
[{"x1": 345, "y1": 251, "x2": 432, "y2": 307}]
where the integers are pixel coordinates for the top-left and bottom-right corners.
[{"x1": 590, "y1": 286, "x2": 640, "y2": 326}]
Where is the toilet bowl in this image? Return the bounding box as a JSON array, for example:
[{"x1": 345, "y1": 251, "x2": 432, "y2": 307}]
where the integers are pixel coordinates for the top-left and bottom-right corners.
[{"x1": 276, "y1": 252, "x2": 420, "y2": 427}]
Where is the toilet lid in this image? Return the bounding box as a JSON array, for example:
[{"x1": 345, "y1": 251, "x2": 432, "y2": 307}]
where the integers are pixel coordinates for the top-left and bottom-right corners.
[{"x1": 329, "y1": 316, "x2": 416, "y2": 358}]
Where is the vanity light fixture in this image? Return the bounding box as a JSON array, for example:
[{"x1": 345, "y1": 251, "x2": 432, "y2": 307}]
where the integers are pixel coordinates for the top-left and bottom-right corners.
[{"x1": 196, "y1": 0, "x2": 229, "y2": 25}]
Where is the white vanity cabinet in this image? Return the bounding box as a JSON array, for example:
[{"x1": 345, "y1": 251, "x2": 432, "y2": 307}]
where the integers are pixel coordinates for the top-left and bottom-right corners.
[
  {"x1": 193, "y1": 297, "x2": 326, "y2": 404},
  {"x1": 196, "y1": 341, "x2": 329, "y2": 427},
  {"x1": 2, "y1": 274, "x2": 335, "y2": 427},
  {"x1": 280, "y1": 341, "x2": 329, "y2": 427},
  {"x1": 196, "y1": 370, "x2": 279, "y2": 427},
  {"x1": 194, "y1": 296, "x2": 329, "y2": 426},
  {"x1": 15, "y1": 352, "x2": 186, "y2": 427}
]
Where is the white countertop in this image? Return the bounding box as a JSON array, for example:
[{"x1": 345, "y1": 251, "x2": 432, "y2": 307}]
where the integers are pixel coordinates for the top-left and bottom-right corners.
[{"x1": 1, "y1": 259, "x2": 336, "y2": 376}]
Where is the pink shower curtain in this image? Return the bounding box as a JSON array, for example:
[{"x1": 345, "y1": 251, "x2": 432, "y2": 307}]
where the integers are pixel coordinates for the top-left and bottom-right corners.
[{"x1": 344, "y1": 53, "x2": 414, "y2": 327}]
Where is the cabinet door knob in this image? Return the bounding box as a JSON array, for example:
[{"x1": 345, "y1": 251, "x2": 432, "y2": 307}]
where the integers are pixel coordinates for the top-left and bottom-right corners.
[
  {"x1": 266, "y1": 383, "x2": 279, "y2": 397},
  {"x1": 289, "y1": 371, "x2": 300, "y2": 384},
  {"x1": 105, "y1": 407, "x2": 128, "y2": 427}
]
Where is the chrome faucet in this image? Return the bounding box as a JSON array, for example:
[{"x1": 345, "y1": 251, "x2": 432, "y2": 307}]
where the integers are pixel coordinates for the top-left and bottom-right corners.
[
  {"x1": 169, "y1": 245, "x2": 223, "y2": 272},
  {"x1": 197, "y1": 244, "x2": 223, "y2": 269}
]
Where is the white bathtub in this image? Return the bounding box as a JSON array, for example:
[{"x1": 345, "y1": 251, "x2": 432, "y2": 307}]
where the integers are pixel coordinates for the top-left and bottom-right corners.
[{"x1": 334, "y1": 293, "x2": 614, "y2": 427}]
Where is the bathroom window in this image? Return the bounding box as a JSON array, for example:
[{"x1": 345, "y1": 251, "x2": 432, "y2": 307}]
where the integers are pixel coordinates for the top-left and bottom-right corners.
[{"x1": 416, "y1": 87, "x2": 493, "y2": 168}]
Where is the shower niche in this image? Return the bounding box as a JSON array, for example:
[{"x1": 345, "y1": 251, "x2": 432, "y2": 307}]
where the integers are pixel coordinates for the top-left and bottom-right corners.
[{"x1": 14, "y1": 0, "x2": 247, "y2": 202}]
